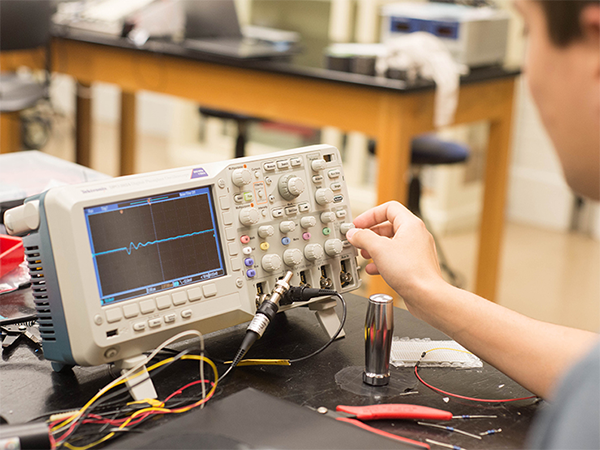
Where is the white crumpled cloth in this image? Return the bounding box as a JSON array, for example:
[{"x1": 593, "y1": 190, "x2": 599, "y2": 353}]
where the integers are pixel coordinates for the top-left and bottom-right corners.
[{"x1": 376, "y1": 32, "x2": 469, "y2": 128}]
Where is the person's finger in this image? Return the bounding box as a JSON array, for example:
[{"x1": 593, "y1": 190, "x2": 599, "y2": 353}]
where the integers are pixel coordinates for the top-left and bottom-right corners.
[
  {"x1": 360, "y1": 248, "x2": 372, "y2": 260},
  {"x1": 364, "y1": 262, "x2": 380, "y2": 275},
  {"x1": 370, "y1": 222, "x2": 394, "y2": 238},
  {"x1": 346, "y1": 227, "x2": 387, "y2": 259},
  {"x1": 353, "y1": 201, "x2": 414, "y2": 230}
]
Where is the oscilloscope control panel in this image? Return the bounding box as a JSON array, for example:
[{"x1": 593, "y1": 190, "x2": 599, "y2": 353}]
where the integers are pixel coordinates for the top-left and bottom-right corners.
[{"x1": 5, "y1": 145, "x2": 360, "y2": 368}]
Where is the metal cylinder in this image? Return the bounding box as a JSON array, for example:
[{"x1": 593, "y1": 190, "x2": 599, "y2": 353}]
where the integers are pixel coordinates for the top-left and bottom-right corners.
[{"x1": 363, "y1": 293, "x2": 394, "y2": 386}]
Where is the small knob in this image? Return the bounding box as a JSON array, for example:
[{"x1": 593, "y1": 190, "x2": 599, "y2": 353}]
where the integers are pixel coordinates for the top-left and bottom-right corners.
[
  {"x1": 304, "y1": 243, "x2": 324, "y2": 261},
  {"x1": 239, "y1": 208, "x2": 260, "y2": 226},
  {"x1": 279, "y1": 221, "x2": 296, "y2": 233},
  {"x1": 232, "y1": 168, "x2": 252, "y2": 187},
  {"x1": 258, "y1": 225, "x2": 275, "y2": 238},
  {"x1": 324, "y1": 239, "x2": 343, "y2": 257},
  {"x1": 300, "y1": 216, "x2": 316, "y2": 228},
  {"x1": 311, "y1": 159, "x2": 327, "y2": 171},
  {"x1": 340, "y1": 223, "x2": 355, "y2": 235},
  {"x1": 315, "y1": 188, "x2": 334, "y2": 205},
  {"x1": 283, "y1": 248, "x2": 303, "y2": 267},
  {"x1": 261, "y1": 254, "x2": 282, "y2": 272},
  {"x1": 278, "y1": 174, "x2": 306, "y2": 200},
  {"x1": 320, "y1": 211, "x2": 336, "y2": 223}
]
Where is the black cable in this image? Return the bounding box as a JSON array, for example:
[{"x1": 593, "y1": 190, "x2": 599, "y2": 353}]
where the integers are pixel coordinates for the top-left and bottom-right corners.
[{"x1": 289, "y1": 292, "x2": 346, "y2": 363}]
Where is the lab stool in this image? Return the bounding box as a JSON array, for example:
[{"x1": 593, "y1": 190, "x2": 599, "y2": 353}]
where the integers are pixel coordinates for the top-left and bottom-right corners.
[
  {"x1": 369, "y1": 135, "x2": 469, "y2": 287},
  {"x1": 198, "y1": 108, "x2": 260, "y2": 159}
]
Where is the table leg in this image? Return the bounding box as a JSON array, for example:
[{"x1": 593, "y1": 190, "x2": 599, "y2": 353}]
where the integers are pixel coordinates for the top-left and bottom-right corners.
[
  {"x1": 474, "y1": 81, "x2": 515, "y2": 302},
  {"x1": 120, "y1": 90, "x2": 137, "y2": 175},
  {"x1": 368, "y1": 96, "x2": 414, "y2": 299},
  {"x1": 0, "y1": 112, "x2": 21, "y2": 153},
  {"x1": 75, "y1": 81, "x2": 92, "y2": 167}
]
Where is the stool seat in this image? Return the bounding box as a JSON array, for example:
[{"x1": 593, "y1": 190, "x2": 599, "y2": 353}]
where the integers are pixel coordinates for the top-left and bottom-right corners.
[
  {"x1": 198, "y1": 107, "x2": 260, "y2": 123},
  {"x1": 411, "y1": 135, "x2": 469, "y2": 166}
]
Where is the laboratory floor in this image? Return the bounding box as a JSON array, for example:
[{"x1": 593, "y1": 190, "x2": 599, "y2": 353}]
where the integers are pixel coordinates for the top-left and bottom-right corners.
[{"x1": 43, "y1": 120, "x2": 600, "y2": 333}]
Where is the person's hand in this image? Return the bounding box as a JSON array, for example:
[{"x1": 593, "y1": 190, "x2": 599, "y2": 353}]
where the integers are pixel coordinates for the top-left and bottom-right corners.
[{"x1": 346, "y1": 201, "x2": 446, "y2": 306}]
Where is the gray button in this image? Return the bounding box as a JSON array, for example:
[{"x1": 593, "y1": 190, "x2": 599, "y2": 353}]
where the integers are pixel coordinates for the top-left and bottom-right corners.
[
  {"x1": 105, "y1": 307, "x2": 123, "y2": 324},
  {"x1": 164, "y1": 313, "x2": 176, "y2": 323},
  {"x1": 331, "y1": 182, "x2": 342, "y2": 191},
  {"x1": 272, "y1": 208, "x2": 284, "y2": 218},
  {"x1": 290, "y1": 157, "x2": 302, "y2": 167},
  {"x1": 263, "y1": 162, "x2": 276, "y2": 171},
  {"x1": 285, "y1": 206, "x2": 298, "y2": 216},
  {"x1": 228, "y1": 242, "x2": 239, "y2": 256},
  {"x1": 133, "y1": 322, "x2": 146, "y2": 332},
  {"x1": 277, "y1": 160, "x2": 290, "y2": 169},
  {"x1": 328, "y1": 169, "x2": 341, "y2": 178},
  {"x1": 156, "y1": 295, "x2": 172, "y2": 310},
  {"x1": 187, "y1": 287, "x2": 202, "y2": 302},
  {"x1": 181, "y1": 309, "x2": 193, "y2": 318},
  {"x1": 298, "y1": 203, "x2": 310, "y2": 212},
  {"x1": 219, "y1": 195, "x2": 230, "y2": 210},
  {"x1": 222, "y1": 211, "x2": 233, "y2": 225},
  {"x1": 140, "y1": 299, "x2": 156, "y2": 314},
  {"x1": 172, "y1": 291, "x2": 188, "y2": 306},
  {"x1": 123, "y1": 304, "x2": 139, "y2": 319},
  {"x1": 203, "y1": 284, "x2": 218, "y2": 297},
  {"x1": 148, "y1": 318, "x2": 162, "y2": 328}
]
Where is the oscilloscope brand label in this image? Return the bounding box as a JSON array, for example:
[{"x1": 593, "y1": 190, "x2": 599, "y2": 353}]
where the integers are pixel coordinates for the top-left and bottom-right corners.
[{"x1": 191, "y1": 168, "x2": 208, "y2": 179}]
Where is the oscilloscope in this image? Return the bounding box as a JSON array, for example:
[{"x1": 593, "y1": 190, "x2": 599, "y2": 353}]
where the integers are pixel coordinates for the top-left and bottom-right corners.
[{"x1": 4, "y1": 145, "x2": 361, "y2": 380}]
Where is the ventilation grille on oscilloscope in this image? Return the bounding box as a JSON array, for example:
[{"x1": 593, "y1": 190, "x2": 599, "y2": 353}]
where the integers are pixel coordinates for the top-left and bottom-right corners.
[{"x1": 25, "y1": 245, "x2": 56, "y2": 342}]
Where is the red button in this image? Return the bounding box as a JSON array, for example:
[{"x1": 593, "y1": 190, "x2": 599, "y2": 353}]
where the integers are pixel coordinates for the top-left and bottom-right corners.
[
  {"x1": 302, "y1": 232, "x2": 311, "y2": 241},
  {"x1": 240, "y1": 235, "x2": 250, "y2": 244}
]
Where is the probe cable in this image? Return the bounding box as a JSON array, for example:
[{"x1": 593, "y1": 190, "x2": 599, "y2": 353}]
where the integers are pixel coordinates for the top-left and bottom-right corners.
[
  {"x1": 220, "y1": 291, "x2": 347, "y2": 377},
  {"x1": 414, "y1": 349, "x2": 538, "y2": 403}
]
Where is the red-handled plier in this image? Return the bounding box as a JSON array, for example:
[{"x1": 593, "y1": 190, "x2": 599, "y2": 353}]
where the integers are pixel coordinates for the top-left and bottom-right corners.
[{"x1": 316, "y1": 404, "x2": 453, "y2": 449}]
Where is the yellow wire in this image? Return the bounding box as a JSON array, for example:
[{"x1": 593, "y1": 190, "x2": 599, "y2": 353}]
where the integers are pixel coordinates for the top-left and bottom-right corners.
[
  {"x1": 53, "y1": 354, "x2": 218, "y2": 449},
  {"x1": 423, "y1": 347, "x2": 474, "y2": 356},
  {"x1": 225, "y1": 358, "x2": 291, "y2": 366}
]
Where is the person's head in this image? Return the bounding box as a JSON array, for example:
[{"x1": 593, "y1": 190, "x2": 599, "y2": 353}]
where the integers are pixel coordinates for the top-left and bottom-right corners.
[{"x1": 514, "y1": 0, "x2": 600, "y2": 200}]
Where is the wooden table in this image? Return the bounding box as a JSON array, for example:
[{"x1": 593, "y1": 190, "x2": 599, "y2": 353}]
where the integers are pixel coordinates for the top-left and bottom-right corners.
[{"x1": 0, "y1": 35, "x2": 518, "y2": 303}]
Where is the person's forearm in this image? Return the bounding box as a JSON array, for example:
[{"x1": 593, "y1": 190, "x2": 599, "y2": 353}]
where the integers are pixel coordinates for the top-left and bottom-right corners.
[{"x1": 406, "y1": 280, "x2": 598, "y2": 399}]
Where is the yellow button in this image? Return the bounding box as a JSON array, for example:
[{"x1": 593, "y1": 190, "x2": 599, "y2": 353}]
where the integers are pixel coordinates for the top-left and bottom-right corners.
[{"x1": 260, "y1": 242, "x2": 270, "y2": 251}]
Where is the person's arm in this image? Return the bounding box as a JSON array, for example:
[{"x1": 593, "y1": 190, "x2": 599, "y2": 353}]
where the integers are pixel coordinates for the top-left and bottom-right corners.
[{"x1": 346, "y1": 201, "x2": 598, "y2": 399}]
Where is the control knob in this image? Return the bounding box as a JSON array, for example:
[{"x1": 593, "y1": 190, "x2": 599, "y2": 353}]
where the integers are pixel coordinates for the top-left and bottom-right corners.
[
  {"x1": 239, "y1": 208, "x2": 260, "y2": 227},
  {"x1": 278, "y1": 174, "x2": 306, "y2": 200},
  {"x1": 261, "y1": 254, "x2": 282, "y2": 272},
  {"x1": 231, "y1": 168, "x2": 252, "y2": 187},
  {"x1": 304, "y1": 243, "x2": 324, "y2": 261},
  {"x1": 258, "y1": 225, "x2": 275, "y2": 238},
  {"x1": 324, "y1": 239, "x2": 343, "y2": 257},
  {"x1": 340, "y1": 223, "x2": 355, "y2": 235},
  {"x1": 279, "y1": 221, "x2": 296, "y2": 233},
  {"x1": 311, "y1": 159, "x2": 327, "y2": 171},
  {"x1": 283, "y1": 248, "x2": 303, "y2": 267},
  {"x1": 315, "y1": 188, "x2": 334, "y2": 206},
  {"x1": 300, "y1": 216, "x2": 316, "y2": 228},
  {"x1": 320, "y1": 211, "x2": 336, "y2": 223}
]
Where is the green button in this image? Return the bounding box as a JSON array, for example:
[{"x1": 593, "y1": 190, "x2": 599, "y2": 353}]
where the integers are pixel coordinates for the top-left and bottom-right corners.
[
  {"x1": 322, "y1": 227, "x2": 331, "y2": 236},
  {"x1": 243, "y1": 192, "x2": 254, "y2": 202}
]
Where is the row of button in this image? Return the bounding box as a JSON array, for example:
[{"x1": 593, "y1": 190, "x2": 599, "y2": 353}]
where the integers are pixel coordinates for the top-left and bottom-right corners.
[
  {"x1": 133, "y1": 309, "x2": 194, "y2": 332},
  {"x1": 272, "y1": 203, "x2": 309, "y2": 218},
  {"x1": 103, "y1": 284, "x2": 218, "y2": 324},
  {"x1": 263, "y1": 158, "x2": 302, "y2": 172}
]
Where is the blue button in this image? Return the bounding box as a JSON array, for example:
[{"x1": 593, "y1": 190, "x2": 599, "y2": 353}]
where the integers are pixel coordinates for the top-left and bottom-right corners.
[
  {"x1": 281, "y1": 237, "x2": 291, "y2": 245},
  {"x1": 246, "y1": 269, "x2": 256, "y2": 278},
  {"x1": 244, "y1": 258, "x2": 254, "y2": 267}
]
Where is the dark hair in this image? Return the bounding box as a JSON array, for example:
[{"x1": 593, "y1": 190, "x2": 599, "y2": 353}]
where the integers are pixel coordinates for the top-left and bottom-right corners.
[{"x1": 538, "y1": 0, "x2": 599, "y2": 46}]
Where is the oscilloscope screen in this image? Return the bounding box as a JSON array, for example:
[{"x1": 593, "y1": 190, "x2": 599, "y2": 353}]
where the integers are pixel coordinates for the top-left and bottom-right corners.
[{"x1": 84, "y1": 187, "x2": 226, "y2": 306}]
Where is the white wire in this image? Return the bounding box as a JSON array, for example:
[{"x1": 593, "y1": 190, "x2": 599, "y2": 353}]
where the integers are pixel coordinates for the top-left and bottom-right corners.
[{"x1": 53, "y1": 329, "x2": 206, "y2": 433}]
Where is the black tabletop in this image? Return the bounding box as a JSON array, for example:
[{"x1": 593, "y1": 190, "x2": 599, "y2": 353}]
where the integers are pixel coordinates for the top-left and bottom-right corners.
[
  {"x1": 1, "y1": 287, "x2": 539, "y2": 449},
  {"x1": 51, "y1": 26, "x2": 520, "y2": 95}
]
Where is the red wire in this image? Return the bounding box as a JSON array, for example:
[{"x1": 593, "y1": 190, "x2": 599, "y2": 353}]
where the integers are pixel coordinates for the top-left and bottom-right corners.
[{"x1": 414, "y1": 365, "x2": 537, "y2": 403}]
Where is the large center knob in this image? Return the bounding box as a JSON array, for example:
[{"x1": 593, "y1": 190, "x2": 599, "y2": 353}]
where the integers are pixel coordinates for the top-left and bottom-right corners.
[
  {"x1": 239, "y1": 208, "x2": 260, "y2": 226},
  {"x1": 261, "y1": 254, "x2": 282, "y2": 272},
  {"x1": 283, "y1": 248, "x2": 303, "y2": 267},
  {"x1": 232, "y1": 168, "x2": 252, "y2": 187},
  {"x1": 278, "y1": 174, "x2": 306, "y2": 200}
]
